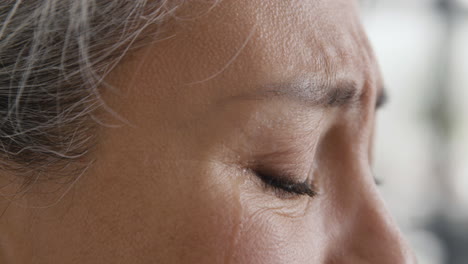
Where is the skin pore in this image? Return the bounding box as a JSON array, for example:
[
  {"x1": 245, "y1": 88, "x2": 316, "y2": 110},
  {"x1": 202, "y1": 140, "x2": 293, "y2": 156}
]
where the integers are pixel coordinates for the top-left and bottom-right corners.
[{"x1": 0, "y1": 0, "x2": 415, "y2": 263}]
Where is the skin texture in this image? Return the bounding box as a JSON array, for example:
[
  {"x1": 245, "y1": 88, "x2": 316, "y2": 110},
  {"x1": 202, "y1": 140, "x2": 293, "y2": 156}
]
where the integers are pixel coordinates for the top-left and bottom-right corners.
[{"x1": 0, "y1": 0, "x2": 416, "y2": 263}]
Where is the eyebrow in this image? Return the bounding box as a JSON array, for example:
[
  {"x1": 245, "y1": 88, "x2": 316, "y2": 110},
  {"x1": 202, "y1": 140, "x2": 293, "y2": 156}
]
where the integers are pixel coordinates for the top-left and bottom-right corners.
[{"x1": 237, "y1": 79, "x2": 386, "y2": 109}]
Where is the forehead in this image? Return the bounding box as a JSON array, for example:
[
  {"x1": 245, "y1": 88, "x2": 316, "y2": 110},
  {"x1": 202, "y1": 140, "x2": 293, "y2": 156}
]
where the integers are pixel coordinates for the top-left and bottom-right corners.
[{"x1": 175, "y1": 0, "x2": 379, "y2": 93}]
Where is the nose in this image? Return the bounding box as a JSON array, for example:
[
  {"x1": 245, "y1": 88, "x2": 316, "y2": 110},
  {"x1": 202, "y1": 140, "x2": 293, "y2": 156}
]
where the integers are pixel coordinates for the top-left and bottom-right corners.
[
  {"x1": 326, "y1": 180, "x2": 417, "y2": 264},
  {"x1": 349, "y1": 194, "x2": 415, "y2": 263}
]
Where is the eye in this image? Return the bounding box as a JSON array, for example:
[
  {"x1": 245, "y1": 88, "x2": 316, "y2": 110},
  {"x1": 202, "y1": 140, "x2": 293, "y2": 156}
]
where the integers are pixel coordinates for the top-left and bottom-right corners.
[
  {"x1": 376, "y1": 88, "x2": 389, "y2": 110},
  {"x1": 373, "y1": 172, "x2": 383, "y2": 186},
  {"x1": 250, "y1": 167, "x2": 318, "y2": 199}
]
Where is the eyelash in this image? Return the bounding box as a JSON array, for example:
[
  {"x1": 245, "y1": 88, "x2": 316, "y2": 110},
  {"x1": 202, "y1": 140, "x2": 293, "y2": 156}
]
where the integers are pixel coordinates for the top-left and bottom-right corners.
[
  {"x1": 374, "y1": 174, "x2": 383, "y2": 186},
  {"x1": 252, "y1": 168, "x2": 318, "y2": 199}
]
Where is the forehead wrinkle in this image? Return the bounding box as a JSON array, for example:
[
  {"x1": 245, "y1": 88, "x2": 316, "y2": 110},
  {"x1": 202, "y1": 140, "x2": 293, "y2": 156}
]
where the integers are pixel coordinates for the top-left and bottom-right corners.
[{"x1": 257, "y1": 78, "x2": 362, "y2": 108}]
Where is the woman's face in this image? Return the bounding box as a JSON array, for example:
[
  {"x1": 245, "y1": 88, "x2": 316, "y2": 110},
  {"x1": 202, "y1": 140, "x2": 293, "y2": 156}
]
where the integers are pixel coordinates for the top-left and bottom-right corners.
[{"x1": 2, "y1": 0, "x2": 415, "y2": 263}]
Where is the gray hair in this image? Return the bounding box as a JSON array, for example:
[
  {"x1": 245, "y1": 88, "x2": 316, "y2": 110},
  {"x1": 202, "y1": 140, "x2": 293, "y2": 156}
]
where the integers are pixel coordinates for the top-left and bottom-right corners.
[{"x1": 0, "y1": 0, "x2": 178, "y2": 188}]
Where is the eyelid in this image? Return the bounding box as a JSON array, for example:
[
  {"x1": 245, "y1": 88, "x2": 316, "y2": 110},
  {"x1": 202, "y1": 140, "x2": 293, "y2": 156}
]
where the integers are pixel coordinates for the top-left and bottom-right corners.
[
  {"x1": 376, "y1": 89, "x2": 388, "y2": 109},
  {"x1": 374, "y1": 173, "x2": 383, "y2": 186},
  {"x1": 251, "y1": 168, "x2": 318, "y2": 198}
]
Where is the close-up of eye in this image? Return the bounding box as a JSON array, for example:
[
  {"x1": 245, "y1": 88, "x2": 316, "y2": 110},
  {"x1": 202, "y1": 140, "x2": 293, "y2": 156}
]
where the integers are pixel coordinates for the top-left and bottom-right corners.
[
  {"x1": 373, "y1": 172, "x2": 383, "y2": 186},
  {"x1": 250, "y1": 167, "x2": 318, "y2": 199},
  {"x1": 376, "y1": 88, "x2": 388, "y2": 110}
]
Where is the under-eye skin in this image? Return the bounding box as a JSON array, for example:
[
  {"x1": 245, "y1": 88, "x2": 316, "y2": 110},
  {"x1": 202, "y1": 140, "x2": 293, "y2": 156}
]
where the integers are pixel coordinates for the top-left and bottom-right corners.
[{"x1": 251, "y1": 168, "x2": 318, "y2": 199}]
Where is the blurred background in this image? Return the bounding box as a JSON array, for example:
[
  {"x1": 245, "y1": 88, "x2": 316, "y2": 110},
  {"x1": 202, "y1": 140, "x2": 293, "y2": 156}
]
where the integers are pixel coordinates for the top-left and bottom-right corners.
[{"x1": 360, "y1": 0, "x2": 468, "y2": 263}]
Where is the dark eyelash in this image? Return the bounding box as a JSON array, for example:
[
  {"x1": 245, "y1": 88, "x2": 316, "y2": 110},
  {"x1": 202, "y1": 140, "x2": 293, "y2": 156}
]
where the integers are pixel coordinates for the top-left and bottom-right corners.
[
  {"x1": 252, "y1": 169, "x2": 318, "y2": 198},
  {"x1": 374, "y1": 174, "x2": 383, "y2": 186},
  {"x1": 376, "y1": 89, "x2": 388, "y2": 109}
]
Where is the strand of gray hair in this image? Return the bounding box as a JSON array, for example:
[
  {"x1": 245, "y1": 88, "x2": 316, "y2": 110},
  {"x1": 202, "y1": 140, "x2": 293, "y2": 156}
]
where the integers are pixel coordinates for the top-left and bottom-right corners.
[{"x1": 0, "y1": 0, "x2": 176, "y2": 189}]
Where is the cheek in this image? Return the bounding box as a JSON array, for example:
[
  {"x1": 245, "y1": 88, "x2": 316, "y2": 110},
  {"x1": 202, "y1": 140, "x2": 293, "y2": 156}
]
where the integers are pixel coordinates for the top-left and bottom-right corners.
[
  {"x1": 128, "y1": 159, "x2": 330, "y2": 263},
  {"x1": 229, "y1": 208, "x2": 328, "y2": 264},
  {"x1": 142, "y1": 170, "x2": 243, "y2": 263},
  {"x1": 229, "y1": 214, "x2": 299, "y2": 263},
  {"x1": 170, "y1": 195, "x2": 240, "y2": 263},
  {"x1": 224, "y1": 185, "x2": 329, "y2": 263},
  {"x1": 163, "y1": 167, "x2": 308, "y2": 263}
]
